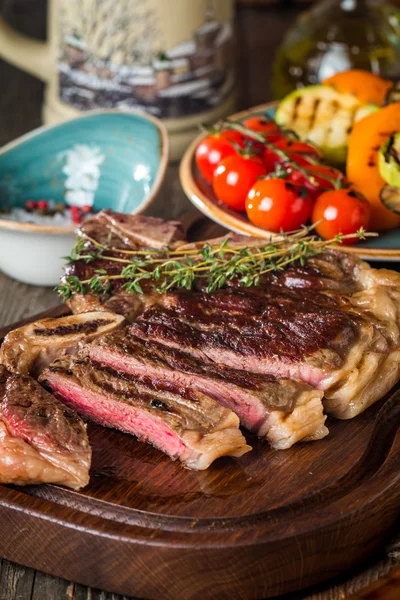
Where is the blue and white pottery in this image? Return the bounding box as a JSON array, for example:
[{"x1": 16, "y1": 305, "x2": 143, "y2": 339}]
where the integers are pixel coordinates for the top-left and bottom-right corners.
[{"x1": 0, "y1": 110, "x2": 169, "y2": 286}]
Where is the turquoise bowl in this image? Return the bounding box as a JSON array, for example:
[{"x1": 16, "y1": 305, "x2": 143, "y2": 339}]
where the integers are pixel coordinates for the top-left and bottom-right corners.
[{"x1": 0, "y1": 111, "x2": 169, "y2": 286}]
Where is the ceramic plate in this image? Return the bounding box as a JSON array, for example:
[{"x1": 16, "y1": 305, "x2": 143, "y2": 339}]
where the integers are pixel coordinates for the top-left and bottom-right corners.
[{"x1": 180, "y1": 102, "x2": 400, "y2": 261}]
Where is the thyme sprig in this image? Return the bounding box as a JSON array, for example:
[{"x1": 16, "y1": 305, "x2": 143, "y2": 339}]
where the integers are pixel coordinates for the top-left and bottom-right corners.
[{"x1": 56, "y1": 225, "x2": 377, "y2": 300}]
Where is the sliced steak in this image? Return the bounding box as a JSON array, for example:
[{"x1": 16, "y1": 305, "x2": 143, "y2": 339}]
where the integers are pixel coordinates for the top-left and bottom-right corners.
[
  {"x1": 0, "y1": 311, "x2": 124, "y2": 376},
  {"x1": 40, "y1": 358, "x2": 250, "y2": 470},
  {"x1": 84, "y1": 332, "x2": 327, "y2": 449},
  {"x1": 130, "y1": 286, "x2": 398, "y2": 419},
  {"x1": 131, "y1": 289, "x2": 364, "y2": 389},
  {"x1": 0, "y1": 366, "x2": 90, "y2": 488}
]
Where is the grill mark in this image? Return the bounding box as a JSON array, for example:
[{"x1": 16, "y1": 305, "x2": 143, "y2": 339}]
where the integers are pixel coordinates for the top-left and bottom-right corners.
[
  {"x1": 140, "y1": 292, "x2": 359, "y2": 359},
  {"x1": 309, "y1": 97, "x2": 320, "y2": 130},
  {"x1": 34, "y1": 319, "x2": 113, "y2": 337},
  {"x1": 323, "y1": 100, "x2": 340, "y2": 147},
  {"x1": 348, "y1": 106, "x2": 357, "y2": 132},
  {"x1": 291, "y1": 95, "x2": 302, "y2": 125}
]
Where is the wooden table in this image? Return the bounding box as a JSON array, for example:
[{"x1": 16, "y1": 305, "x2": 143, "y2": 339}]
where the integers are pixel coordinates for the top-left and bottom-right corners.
[{"x1": 0, "y1": 2, "x2": 399, "y2": 599}]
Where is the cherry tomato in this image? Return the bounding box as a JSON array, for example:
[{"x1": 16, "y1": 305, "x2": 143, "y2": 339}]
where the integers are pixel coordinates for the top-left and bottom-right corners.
[
  {"x1": 25, "y1": 200, "x2": 37, "y2": 211},
  {"x1": 263, "y1": 139, "x2": 321, "y2": 173},
  {"x1": 195, "y1": 130, "x2": 245, "y2": 183},
  {"x1": 289, "y1": 165, "x2": 345, "y2": 198},
  {"x1": 213, "y1": 154, "x2": 266, "y2": 211},
  {"x1": 242, "y1": 117, "x2": 280, "y2": 137},
  {"x1": 246, "y1": 178, "x2": 313, "y2": 232},
  {"x1": 311, "y1": 188, "x2": 370, "y2": 244}
]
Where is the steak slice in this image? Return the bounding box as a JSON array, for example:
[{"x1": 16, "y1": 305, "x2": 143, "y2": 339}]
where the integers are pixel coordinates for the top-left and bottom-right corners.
[
  {"x1": 130, "y1": 287, "x2": 397, "y2": 419},
  {"x1": 78, "y1": 210, "x2": 186, "y2": 250},
  {"x1": 84, "y1": 332, "x2": 327, "y2": 449},
  {"x1": 65, "y1": 211, "x2": 186, "y2": 316},
  {"x1": 0, "y1": 311, "x2": 125, "y2": 376},
  {"x1": 39, "y1": 358, "x2": 251, "y2": 470},
  {"x1": 0, "y1": 366, "x2": 90, "y2": 489},
  {"x1": 131, "y1": 289, "x2": 365, "y2": 389}
]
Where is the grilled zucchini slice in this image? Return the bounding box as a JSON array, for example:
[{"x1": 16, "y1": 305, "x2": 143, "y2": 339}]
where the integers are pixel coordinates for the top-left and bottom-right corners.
[
  {"x1": 378, "y1": 133, "x2": 400, "y2": 188},
  {"x1": 275, "y1": 86, "x2": 378, "y2": 164},
  {"x1": 380, "y1": 184, "x2": 400, "y2": 214}
]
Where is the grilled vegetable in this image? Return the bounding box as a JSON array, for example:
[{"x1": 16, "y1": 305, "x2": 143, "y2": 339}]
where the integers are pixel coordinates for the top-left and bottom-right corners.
[
  {"x1": 385, "y1": 80, "x2": 400, "y2": 105},
  {"x1": 323, "y1": 70, "x2": 392, "y2": 106},
  {"x1": 347, "y1": 103, "x2": 400, "y2": 230},
  {"x1": 379, "y1": 133, "x2": 400, "y2": 188},
  {"x1": 380, "y1": 184, "x2": 400, "y2": 214},
  {"x1": 275, "y1": 86, "x2": 378, "y2": 164}
]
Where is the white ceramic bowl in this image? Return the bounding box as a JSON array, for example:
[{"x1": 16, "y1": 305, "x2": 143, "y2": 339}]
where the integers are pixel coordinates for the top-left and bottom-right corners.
[
  {"x1": 0, "y1": 110, "x2": 169, "y2": 286},
  {"x1": 0, "y1": 223, "x2": 75, "y2": 287}
]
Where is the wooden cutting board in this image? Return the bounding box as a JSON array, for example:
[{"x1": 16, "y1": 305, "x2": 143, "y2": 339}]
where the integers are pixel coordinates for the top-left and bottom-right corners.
[{"x1": 0, "y1": 213, "x2": 399, "y2": 600}]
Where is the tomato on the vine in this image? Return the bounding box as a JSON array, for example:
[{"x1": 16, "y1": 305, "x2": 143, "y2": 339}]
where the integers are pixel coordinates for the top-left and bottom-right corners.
[
  {"x1": 263, "y1": 139, "x2": 321, "y2": 173},
  {"x1": 246, "y1": 178, "x2": 313, "y2": 232},
  {"x1": 311, "y1": 188, "x2": 370, "y2": 244},
  {"x1": 242, "y1": 117, "x2": 281, "y2": 137},
  {"x1": 289, "y1": 165, "x2": 345, "y2": 198},
  {"x1": 213, "y1": 153, "x2": 266, "y2": 211},
  {"x1": 195, "y1": 130, "x2": 245, "y2": 183}
]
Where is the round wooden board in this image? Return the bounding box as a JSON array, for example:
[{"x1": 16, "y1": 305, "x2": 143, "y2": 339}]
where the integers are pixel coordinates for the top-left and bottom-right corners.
[{"x1": 0, "y1": 218, "x2": 399, "y2": 600}]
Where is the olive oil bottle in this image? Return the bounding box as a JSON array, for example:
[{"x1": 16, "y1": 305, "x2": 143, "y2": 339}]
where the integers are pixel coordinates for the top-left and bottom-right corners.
[{"x1": 272, "y1": 0, "x2": 400, "y2": 99}]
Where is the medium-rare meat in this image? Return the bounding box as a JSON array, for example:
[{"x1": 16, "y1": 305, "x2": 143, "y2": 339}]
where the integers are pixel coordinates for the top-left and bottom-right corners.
[
  {"x1": 0, "y1": 366, "x2": 90, "y2": 488},
  {"x1": 84, "y1": 332, "x2": 327, "y2": 449},
  {"x1": 40, "y1": 358, "x2": 251, "y2": 470},
  {"x1": 0, "y1": 311, "x2": 124, "y2": 376},
  {"x1": 130, "y1": 286, "x2": 398, "y2": 419}
]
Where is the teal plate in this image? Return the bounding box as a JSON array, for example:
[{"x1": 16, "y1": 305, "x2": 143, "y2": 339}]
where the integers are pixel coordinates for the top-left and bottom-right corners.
[
  {"x1": 180, "y1": 102, "x2": 400, "y2": 261},
  {"x1": 0, "y1": 110, "x2": 169, "y2": 220}
]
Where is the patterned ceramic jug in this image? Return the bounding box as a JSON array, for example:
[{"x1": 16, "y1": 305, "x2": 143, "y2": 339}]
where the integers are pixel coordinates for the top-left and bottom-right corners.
[{"x1": 0, "y1": 0, "x2": 235, "y2": 159}]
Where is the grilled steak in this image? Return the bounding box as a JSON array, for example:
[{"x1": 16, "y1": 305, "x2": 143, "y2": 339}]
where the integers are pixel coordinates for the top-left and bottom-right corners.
[
  {"x1": 128, "y1": 285, "x2": 398, "y2": 419},
  {"x1": 60, "y1": 212, "x2": 400, "y2": 422},
  {"x1": 131, "y1": 290, "x2": 365, "y2": 387},
  {"x1": 0, "y1": 366, "x2": 90, "y2": 488},
  {"x1": 65, "y1": 211, "x2": 186, "y2": 317},
  {"x1": 0, "y1": 311, "x2": 124, "y2": 376},
  {"x1": 67, "y1": 292, "x2": 159, "y2": 323},
  {"x1": 84, "y1": 331, "x2": 327, "y2": 449},
  {"x1": 40, "y1": 357, "x2": 251, "y2": 470},
  {"x1": 78, "y1": 209, "x2": 185, "y2": 250}
]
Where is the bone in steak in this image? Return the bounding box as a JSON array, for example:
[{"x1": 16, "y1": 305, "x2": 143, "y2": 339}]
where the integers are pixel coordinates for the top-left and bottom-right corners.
[
  {"x1": 40, "y1": 357, "x2": 251, "y2": 470},
  {"x1": 0, "y1": 365, "x2": 90, "y2": 488},
  {"x1": 84, "y1": 331, "x2": 327, "y2": 449},
  {"x1": 0, "y1": 311, "x2": 124, "y2": 376},
  {"x1": 61, "y1": 212, "x2": 400, "y2": 421}
]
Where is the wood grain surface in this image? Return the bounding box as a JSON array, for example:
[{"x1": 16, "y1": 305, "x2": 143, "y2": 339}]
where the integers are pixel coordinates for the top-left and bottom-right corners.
[
  {"x1": 0, "y1": 217, "x2": 400, "y2": 599},
  {"x1": 0, "y1": 1, "x2": 399, "y2": 599}
]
